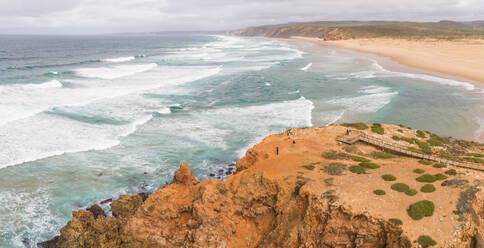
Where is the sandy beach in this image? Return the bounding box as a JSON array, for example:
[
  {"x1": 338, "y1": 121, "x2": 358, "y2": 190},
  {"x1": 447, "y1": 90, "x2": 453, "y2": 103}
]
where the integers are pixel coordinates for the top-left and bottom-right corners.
[{"x1": 294, "y1": 37, "x2": 484, "y2": 84}]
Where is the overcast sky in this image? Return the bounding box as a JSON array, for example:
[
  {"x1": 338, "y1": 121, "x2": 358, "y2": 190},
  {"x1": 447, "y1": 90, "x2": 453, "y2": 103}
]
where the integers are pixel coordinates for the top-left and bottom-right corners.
[{"x1": 0, "y1": 0, "x2": 482, "y2": 34}]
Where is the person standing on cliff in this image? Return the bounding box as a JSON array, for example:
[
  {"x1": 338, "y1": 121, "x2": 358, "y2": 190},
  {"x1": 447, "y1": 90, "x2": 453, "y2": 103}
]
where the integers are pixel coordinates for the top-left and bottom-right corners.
[{"x1": 276, "y1": 146, "x2": 279, "y2": 155}]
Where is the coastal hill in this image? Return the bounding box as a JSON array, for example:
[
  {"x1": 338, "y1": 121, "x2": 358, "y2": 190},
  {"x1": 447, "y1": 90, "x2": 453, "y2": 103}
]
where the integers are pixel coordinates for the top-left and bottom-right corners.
[
  {"x1": 40, "y1": 124, "x2": 484, "y2": 247},
  {"x1": 229, "y1": 21, "x2": 484, "y2": 40}
]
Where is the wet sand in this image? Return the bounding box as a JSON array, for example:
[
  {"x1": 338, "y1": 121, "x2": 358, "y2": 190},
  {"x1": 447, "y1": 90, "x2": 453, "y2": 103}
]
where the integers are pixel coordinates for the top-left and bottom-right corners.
[{"x1": 294, "y1": 37, "x2": 484, "y2": 84}]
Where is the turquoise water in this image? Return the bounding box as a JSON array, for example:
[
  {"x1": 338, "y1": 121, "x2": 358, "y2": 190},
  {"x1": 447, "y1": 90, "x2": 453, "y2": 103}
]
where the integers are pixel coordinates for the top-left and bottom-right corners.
[{"x1": 0, "y1": 34, "x2": 482, "y2": 247}]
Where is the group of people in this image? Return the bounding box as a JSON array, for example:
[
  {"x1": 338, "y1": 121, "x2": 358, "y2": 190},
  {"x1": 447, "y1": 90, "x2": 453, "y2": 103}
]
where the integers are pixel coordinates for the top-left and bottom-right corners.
[{"x1": 276, "y1": 129, "x2": 296, "y2": 155}]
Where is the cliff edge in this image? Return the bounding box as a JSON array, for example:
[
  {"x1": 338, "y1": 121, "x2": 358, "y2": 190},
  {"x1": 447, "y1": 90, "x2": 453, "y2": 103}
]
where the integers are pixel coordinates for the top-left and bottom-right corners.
[{"x1": 39, "y1": 124, "x2": 484, "y2": 247}]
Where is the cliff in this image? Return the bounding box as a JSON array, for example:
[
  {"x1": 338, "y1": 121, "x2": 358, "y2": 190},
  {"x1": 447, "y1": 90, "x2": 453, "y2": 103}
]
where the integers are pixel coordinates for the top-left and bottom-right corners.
[{"x1": 39, "y1": 124, "x2": 484, "y2": 248}]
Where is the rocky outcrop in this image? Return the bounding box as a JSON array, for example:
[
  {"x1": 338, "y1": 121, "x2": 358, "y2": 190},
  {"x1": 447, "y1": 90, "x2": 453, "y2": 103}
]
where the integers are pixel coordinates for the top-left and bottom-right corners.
[
  {"x1": 41, "y1": 161, "x2": 410, "y2": 248},
  {"x1": 171, "y1": 162, "x2": 199, "y2": 186}
]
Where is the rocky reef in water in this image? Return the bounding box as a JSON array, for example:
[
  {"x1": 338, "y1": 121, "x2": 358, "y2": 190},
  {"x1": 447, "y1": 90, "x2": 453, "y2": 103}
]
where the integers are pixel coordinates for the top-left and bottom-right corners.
[{"x1": 39, "y1": 124, "x2": 484, "y2": 248}]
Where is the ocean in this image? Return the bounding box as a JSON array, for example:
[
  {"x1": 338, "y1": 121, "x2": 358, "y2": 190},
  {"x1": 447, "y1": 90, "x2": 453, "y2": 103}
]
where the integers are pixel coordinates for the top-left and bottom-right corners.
[{"x1": 0, "y1": 33, "x2": 482, "y2": 247}]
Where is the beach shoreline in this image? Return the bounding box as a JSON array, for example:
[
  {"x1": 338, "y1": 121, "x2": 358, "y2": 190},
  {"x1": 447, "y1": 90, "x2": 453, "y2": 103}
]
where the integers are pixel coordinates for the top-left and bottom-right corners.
[{"x1": 292, "y1": 36, "x2": 484, "y2": 84}]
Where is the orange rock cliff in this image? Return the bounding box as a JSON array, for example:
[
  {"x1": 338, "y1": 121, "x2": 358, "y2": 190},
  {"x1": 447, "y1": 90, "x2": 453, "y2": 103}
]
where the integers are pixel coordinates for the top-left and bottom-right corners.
[{"x1": 38, "y1": 124, "x2": 484, "y2": 248}]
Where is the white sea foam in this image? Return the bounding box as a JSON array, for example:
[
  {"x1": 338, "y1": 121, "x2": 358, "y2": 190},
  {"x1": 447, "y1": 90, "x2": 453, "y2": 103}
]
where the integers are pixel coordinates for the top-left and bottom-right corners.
[
  {"x1": 328, "y1": 85, "x2": 398, "y2": 113},
  {"x1": 326, "y1": 110, "x2": 345, "y2": 126},
  {"x1": 155, "y1": 108, "x2": 171, "y2": 115},
  {"x1": 372, "y1": 61, "x2": 476, "y2": 91},
  {"x1": 0, "y1": 189, "x2": 61, "y2": 247},
  {"x1": 300, "y1": 62, "x2": 313, "y2": 71},
  {"x1": 22, "y1": 80, "x2": 63, "y2": 89},
  {"x1": 75, "y1": 63, "x2": 157, "y2": 79},
  {"x1": 0, "y1": 66, "x2": 223, "y2": 167},
  {"x1": 0, "y1": 113, "x2": 153, "y2": 169},
  {"x1": 101, "y1": 56, "x2": 135, "y2": 63},
  {"x1": 265, "y1": 82, "x2": 271, "y2": 86}
]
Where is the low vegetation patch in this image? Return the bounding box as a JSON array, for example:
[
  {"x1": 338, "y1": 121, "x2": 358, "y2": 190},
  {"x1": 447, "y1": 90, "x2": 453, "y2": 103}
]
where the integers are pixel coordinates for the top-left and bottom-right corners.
[
  {"x1": 420, "y1": 184, "x2": 436, "y2": 193},
  {"x1": 388, "y1": 218, "x2": 403, "y2": 226},
  {"x1": 349, "y1": 165, "x2": 366, "y2": 174},
  {"x1": 467, "y1": 153, "x2": 484, "y2": 158},
  {"x1": 418, "y1": 159, "x2": 433, "y2": 165},
  {"x1": 418, "y1": 235, "x2": 437, "y2": 247},
  {"x1": 371, "y1": 151, "x2": 394, "y2": 159},
  {"x1": 445, "y1": 169, "x2": 457, "y2": 175},
  {"x1": 322, "y1": 150, "x2": 348, "y2": 160},
  {"x1": 416, "y1": 130, "x2": 426, "y2": 138},
  {"x1": 453, "y1": 210, "x2": 463, "y2": 215},
  {"x1": 359, "y1": 161, "x2": 380, "y2": 169},
  {"x1": 382, "y1": 174, "x2": 396, "y2": 181},
  {"x1": 407, "y1": 200, "x2": 435, "y2": 220},
  {"x1": 323, "y1": 163, "x2": 347, "y2": 175},
  {"x1": 349, "y1": 155, "x2": 370, "y2": 162},
  {"x1": 373, "y1": 189, "x2": 386, "y2": 195},
  {"x1": 342, "y1": 122, "x2": 368, "y2": 130},
  {"x1": 434, "y1": 174, "x2": 448, "y2": 180},
  {"x1": 391, "y1": 183, "x2": 410, "y2": 193},
  {"x1": 416, "y1": 174, "x2": 447, "y2": 183},
  {"x1": 415, "y1": 140, "x2": 432, "y2": 154},
  {"x1": 427, "y1": 133, "x2": 448, "y2": 147},
  {"x1": 408, "y1": 147, "x2": 424, "y2": 154},
  {"x1": 371, "y1": 123, "x2": 384, "y2": 135},
  {"x1": 413, "y1": 168, "x2": 425, "y2": 174},
  {"x1": 302, "y1": 164, "x2": 315, "y2": 170},
  {"x1": 405, "y1": 189, "x2": 418, "y2": 196},
  {"x1": 433, "y1": 163, "x2": 446, "y2": 168},
  {"x1": 463, "y1": 157, "x2": 484, "y2": 164}
]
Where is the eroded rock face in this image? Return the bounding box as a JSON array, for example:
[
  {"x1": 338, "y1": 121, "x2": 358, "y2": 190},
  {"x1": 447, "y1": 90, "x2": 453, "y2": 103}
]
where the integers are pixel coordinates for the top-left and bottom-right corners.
[
  {"x1": 111, "y1": 194, "x2": 144, "y2": 218},
  {"x1": 42, "y1": 162, "x2": 411, "y2": 248},
  {"x1": 171, "y1": 162, "x2": 199, "y2": 186},
  {"x1": 472, "y1": 190, "x2": 484, "y2": 247}
]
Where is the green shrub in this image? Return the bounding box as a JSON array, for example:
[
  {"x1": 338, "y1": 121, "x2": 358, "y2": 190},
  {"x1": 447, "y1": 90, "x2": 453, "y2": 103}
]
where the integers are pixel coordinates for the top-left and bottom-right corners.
[
  {"x1": 350, "y1": 165, "x2": 366, "y2": 174},
  {"x1": 388, "y1": 218, "x2": 403, "y2": 226},
  {"x1": 408, "y1": 147, "x2": 423, "y2": 154},
  {"x1": 371, "y1": 123, "x2": 384, "y2": 135},
  {"x1": 434, "y1": 174, "x2": 448, "y2": 180},
  {"x1": 359, "y1": 161, "x2": 380, "y2": 169},
  {"x1": 433, "y1": 163, "x2": 446, "y2": 168},
  {"x1": 322, "y1": 150, "x2": 338, "y2": 160},
  {"x1": 427, "y1": 134, "x2": 448, "y2": 147},
  {"x1": 148, "y1": 205, "x2": 155, "y2": 213},
  {"x1": 413, "y1": 168, "x2": 425, "y2": 174},
  {"x1": 342, "y1": 122, "x2": 368, "y2": 130},
  {"x1": 373, "y1": 189, "x2": 386, "y2": 195},
  {"x1": 371, "y1": 151, "x2": 394, "y2": 159},
  {"x1": 400, "y1": 137, "x2": 416, "y2": 144},
  {"x1": 415, "y1": 140, "x2": 432, "y2": 154},
  {"x1": 382, "y1": 174, "x2": 397, "y2": 181},
  {"x1": 392, "y1": 136, "x2": 400, "y2": 141},
  {"x1": 349, "y1": 155, "x2": 370, "y2": 162},
  {"x1": 302, "y1": 164, "x2": 315, "y2": 170},
  {"x1": 391, "y1": 183, "x2": 410, "y2": 192},
  {"x1": 419, "y1": 159, "x2": 432, "y2": 165},
  {"x1": 407, "y1": 200, "x2": 435, "y2": 220},
  {"x1": 416, "y1": 174, "x2": 437, "y2": 183},
  {"x1": 468, "y1": 153, "x2": 484, "y2": 158},
  {"x1": 416, "y1": 130, "x2": 426, "y2": 138},
  {"x1": 421, "y1": 184, "x2": 436, "y2": 193},
  {"x1": 463, "y1": 157, "x2": 484, "y2": 164},
  {"x1": 405, "y1": 189, "x2": 418, "y2": 196},
  {"x1": 453, "y1": 210, "x2": 462, "y2": 215},
  {"x1": 397, "y1": 129, "x2": 403, "y2": 133},
  {"x1": 417, "y1": 235, "x2": 437, "y2": 247},
  {"x1": 445, "y1": 169, "x2": 457, "y2": 175}
]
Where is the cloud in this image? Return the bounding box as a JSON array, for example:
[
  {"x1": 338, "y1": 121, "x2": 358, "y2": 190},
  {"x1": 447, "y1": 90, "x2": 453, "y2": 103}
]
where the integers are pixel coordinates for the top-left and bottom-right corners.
[{"x1": 0, "y1": 0, "x2": 482, "y2": 34}]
